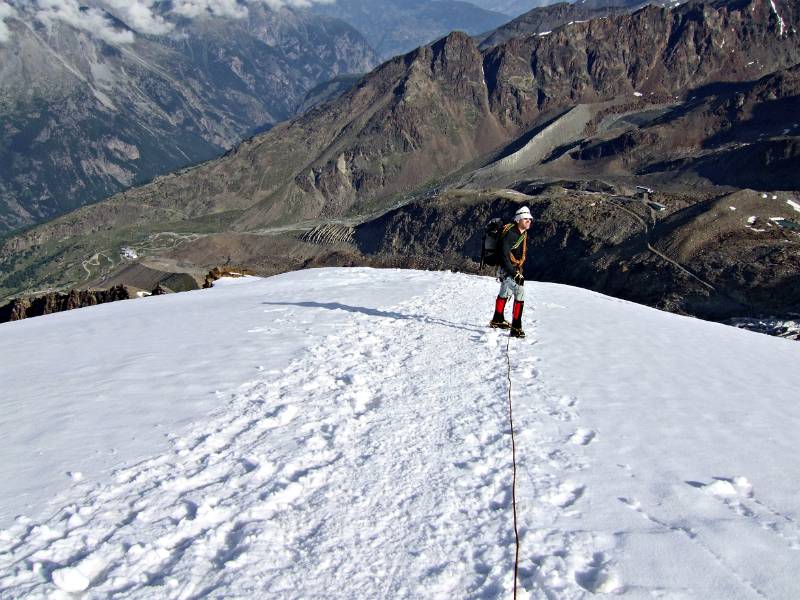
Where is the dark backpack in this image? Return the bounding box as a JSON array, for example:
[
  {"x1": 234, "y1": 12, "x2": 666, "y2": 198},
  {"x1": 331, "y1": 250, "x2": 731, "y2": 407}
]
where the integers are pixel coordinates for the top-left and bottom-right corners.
[{"x1": 480, "y1": 219, "x2": 514, "y2": 269}]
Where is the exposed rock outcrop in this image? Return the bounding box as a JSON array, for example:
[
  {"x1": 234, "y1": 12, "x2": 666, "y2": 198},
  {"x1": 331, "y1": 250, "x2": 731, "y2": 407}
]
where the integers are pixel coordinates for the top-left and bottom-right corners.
[
  {"x1": 203, "y1": 267, "x2": 254, "y2": 289},
  {"x1": 354, "y1": 187, "x2": 800, "y2": 321},
  {"x1": 478, "y1": 1, "x2": 634, "y2": 49},
  {"x1": 0, "y1": 286, "x2": 132, "y2": 323},
  {"x1": 300, "y1": 224, "x2": 356, "y2": 245}
]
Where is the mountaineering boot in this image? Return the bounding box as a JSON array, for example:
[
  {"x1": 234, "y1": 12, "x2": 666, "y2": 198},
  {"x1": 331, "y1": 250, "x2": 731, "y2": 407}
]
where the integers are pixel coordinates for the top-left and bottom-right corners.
[
  {"x1": 490, "y1": 296, "x2": 510, "y2": 329},
  {"x1": 510, "y1": 301, "x2": 525, "y2": 338}
]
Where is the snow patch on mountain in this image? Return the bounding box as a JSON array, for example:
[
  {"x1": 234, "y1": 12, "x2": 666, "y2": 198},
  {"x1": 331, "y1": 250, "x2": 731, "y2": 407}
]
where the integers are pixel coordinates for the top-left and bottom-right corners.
[{"x1": 769, "y1": 0, "x2": 786, "y2": 35}]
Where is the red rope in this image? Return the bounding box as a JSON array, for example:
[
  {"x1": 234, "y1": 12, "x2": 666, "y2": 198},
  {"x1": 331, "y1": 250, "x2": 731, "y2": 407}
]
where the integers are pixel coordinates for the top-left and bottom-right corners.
[{"x1": 505, "y1": 335, "x2": 520, "y2": 599}]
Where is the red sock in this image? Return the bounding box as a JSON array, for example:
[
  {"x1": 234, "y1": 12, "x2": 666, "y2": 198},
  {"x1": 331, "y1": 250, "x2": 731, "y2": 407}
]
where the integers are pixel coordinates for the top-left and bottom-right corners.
[
  {"x1": 495, "y1": 297, "x2": 507, "y2": 314},
  {"x1": 512, "y1": 301, "x2": 524, "y2": 321}
]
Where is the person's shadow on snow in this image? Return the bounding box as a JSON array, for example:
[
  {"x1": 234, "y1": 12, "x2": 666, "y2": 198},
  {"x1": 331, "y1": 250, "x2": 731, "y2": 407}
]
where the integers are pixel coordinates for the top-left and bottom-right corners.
[{"x1": 262, "y1": 301, "x2": 485, "y2": 334}]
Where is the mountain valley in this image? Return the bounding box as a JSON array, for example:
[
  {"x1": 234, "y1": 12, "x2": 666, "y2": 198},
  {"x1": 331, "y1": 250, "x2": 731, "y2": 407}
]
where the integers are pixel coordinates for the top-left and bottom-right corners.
[
  {"x1": 311, "y1": 0, "x2": 510, "y2": 61},
  {"x1": 0, "y1": 2, "x2": 376, "y2": 233}
]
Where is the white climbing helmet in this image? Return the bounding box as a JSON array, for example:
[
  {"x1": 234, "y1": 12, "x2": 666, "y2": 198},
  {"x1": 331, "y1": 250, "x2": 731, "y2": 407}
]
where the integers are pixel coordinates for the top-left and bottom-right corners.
[{"x1": 514, "y1": 206, "x2": 532, "y2": 222}]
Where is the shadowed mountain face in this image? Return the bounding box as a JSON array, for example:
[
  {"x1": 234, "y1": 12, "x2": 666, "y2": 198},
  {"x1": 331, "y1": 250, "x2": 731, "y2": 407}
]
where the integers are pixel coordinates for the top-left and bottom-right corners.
[
  {"x1": 1, "y1": 0, "x2": 798, "y2": 322},
  {"x1": 0, "y1": 4, "x2": 376, "y2": 234},
  {"x1": 572, "y1": 65, "x2": 800, "y2": 189}
]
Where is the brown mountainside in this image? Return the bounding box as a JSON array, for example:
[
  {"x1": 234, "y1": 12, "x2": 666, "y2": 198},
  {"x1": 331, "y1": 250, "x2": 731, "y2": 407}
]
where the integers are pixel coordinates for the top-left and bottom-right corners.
[{"x1": 477, "y1": 0, "x2": 637, "y2": 49}]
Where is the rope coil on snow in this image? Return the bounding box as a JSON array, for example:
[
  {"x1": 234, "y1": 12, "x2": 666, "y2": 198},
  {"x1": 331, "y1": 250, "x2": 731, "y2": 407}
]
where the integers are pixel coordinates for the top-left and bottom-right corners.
[{"x1": 505, "y1": 335, "x2": 521, "y2": 599}]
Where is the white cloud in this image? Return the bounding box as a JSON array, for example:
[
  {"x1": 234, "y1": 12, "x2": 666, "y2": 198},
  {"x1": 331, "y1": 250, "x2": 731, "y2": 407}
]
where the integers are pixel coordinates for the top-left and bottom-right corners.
[
  {"x1": 35, "y1": 0, "x2": 135, "y2": 45},
  {"x1": 170, "y1": 0, "x2": 249, "y2": 20},
  {"x1": 0, "y1": 1, "x2": 16, "y2": 45},
  {"x1": 5, "y1": 0, "x2": 338, "y2": 46},
  {"x1": 256, "y1": 0, "x2": 336, "y2": 7},
  {"x1": 102, "y1": 0, "x2": 174, "y2": 36},
  {"x1": 170, "y1": 0, "x2": 337, "y2": 20}
]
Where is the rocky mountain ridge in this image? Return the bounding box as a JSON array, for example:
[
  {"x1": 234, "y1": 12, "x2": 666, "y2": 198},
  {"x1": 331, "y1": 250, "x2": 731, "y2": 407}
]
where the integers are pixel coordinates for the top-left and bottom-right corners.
[
  {"x1": 477, "y1": 0, "x2": 641, "y2": 48},
  {"x1": 0, "y1": 285, "x2": 132, "y2": 323}
]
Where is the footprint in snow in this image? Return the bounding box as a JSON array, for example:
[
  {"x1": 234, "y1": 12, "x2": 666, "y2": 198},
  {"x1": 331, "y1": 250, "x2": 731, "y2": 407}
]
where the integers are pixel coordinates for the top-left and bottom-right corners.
[
  {"x1": 258, "y1": 404, "x2": 299, "y2": 429},
  {"x1": 548, "y1": 408, "x2": 575, "y2": 422},
  {"x1": 558, "y1": 395, "x2": 578, "y2": 408},
  {"x1": 568, "y1": 429, "x2": 597, "y2": 446},
  {"x1": 545, "y1": 482, "x2": 585, "y2": 508},
  {"x1": 687, "y1": 477, "x2": 800, "y2": 546},
  {"x1": 517, "y1": 366, "x2": 538, "y2": 379},
  {"x1": 575, "y1": 551, "x2": 622, "y2": 594},
  {"x1": 341, "y1": 387, "x2": 378, "y2": 416},
  {"x1": 685, "y1": 476, "x2": 753, "y2": 500},
  {"x1": 490, "y1": 488, "x2": 512, "y2": 510}
]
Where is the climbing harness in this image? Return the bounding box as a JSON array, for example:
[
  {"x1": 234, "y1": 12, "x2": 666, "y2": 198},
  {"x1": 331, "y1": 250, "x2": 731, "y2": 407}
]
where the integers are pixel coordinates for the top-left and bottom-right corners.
[{"x1": 505, "y1": 335, "x2": 521, "y2": 599}]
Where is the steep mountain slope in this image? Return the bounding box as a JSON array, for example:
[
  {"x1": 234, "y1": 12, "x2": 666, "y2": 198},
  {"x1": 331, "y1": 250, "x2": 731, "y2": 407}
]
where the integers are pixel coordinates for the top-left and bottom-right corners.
[
  {"x1": 295, "y1": 74, "x2": 365, "y2": 115},
  {"x1": 311, "y1": 0, "x2": 510, "y2": 61},
  {"x1": 477, "y1": 0, "x2": 641, "y2": 48},
  {"x1": 463, "y1": 61, "x2": 800, "y2": 190},
  {"x1": 0, "y1": 3, "x2": 376, "y2": 233},
  {"x1": 469, "y1": 0, "x2": 656, "y2": 17},
  {"x1": 1, "y1": 0, "x2": 798, "y2": 318}
]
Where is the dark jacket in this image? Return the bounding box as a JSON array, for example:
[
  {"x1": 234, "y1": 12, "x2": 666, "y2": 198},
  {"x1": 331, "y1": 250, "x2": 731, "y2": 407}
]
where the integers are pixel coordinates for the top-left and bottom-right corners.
[{"x1": 500, "y1": 225, "x2": 527, "y2": 276}]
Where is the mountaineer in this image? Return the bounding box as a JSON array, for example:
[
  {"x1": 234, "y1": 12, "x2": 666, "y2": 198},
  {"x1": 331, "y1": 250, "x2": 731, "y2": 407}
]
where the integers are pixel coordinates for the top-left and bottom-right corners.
[{"x1": 489, "y1": 206, "x2": 532, "y2": 338}]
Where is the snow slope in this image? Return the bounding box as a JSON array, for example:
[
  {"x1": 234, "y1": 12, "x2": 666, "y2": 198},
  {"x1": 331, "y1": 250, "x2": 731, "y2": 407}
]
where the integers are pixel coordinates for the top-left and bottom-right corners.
[{"x1": 1, "y1": 268, "x2": 798, "y2": 599}]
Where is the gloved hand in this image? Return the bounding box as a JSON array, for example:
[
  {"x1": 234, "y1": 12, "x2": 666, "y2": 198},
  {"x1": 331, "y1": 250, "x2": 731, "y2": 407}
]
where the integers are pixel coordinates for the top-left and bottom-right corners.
[{"x1": 513, "y1": 272, "x2": 525, "y2": 286}]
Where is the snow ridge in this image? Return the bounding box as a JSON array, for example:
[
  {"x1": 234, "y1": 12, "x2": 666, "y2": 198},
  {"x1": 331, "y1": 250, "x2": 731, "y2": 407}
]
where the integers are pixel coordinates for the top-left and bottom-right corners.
[
  {"x1": 1, "y1": 269, "x2": 799, "y2": 599},
  {"x1": 0, "y1": 274, "x2": 618, "y2": 598}
]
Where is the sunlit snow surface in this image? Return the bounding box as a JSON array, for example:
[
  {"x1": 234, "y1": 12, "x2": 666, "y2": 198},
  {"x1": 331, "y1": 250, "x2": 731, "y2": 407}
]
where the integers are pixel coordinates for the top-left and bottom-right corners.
[{"x1": 1, "y1": 268, "x2": 799, "y2": 599}]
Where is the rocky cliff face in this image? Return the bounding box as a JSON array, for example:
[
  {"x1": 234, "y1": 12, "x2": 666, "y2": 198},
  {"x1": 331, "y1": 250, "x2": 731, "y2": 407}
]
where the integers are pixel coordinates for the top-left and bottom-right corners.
[
  {"x1": 555, "y1": 63, "x2": 800, "y2": 188},
  {"x1": 482, "y1": 0, "x2": 799, "y2": 130},
  {"x1": 0, "y1": 3, "x2": 376, "y2": 233},
  {"x1": 477, "y1": 1, "x2": 636, "y2": 49},
  {"x1": 1, "y1": 0, "x2": 798, "y2": 303},
  {"x1": 353, "y1": 186, "x2": 800, "y2": 321},
  {"x1": 0, "y1": 285, "x2": 132, "y2": 323}
]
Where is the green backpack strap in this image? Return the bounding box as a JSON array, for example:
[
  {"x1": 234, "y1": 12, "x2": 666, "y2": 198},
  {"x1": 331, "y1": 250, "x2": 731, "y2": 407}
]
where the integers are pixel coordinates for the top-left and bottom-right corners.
[{"x1": 501, "y1": 223, "x2": 526, "y2": 250}]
